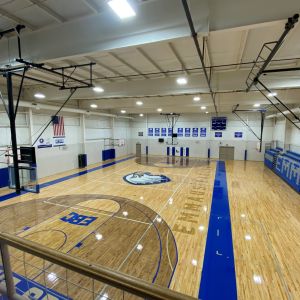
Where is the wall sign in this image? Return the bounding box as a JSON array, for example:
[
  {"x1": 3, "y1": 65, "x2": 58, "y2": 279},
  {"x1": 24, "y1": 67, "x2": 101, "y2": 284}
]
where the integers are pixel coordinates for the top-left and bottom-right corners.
[
  {"x1": 192, "y1": 128, "x2": 199, "y2": 137},
  {"x1": 155, "y1": 128, "x2": 160, "y2": 136},
  {"x1": 161, "y1": 128, "x2": 167, "y2": 136},
  {"x1": 215, "y1": 132, "x2": 222, "y2": 138},
  {"x1": 168, "y1": 128, "x2": 173, "y2": 136},
  {"x1": 177, "y1": 128, "x2": 183, "y2": 137},
  {"x1": 234, "y1": 132, "x2": 243, "y2": 138},
  {"x1": 53, "y1": 137, "x2": 65, "y2": 147},
  {"x1": 200, "y1": 128, "x2": 207, "y2": 137},
  {"x1": 37, "y1": 137, "x2": 52, "y2": 148},
  {"x1": 185, "y1": 128, "x2": 191, "y2": 137},
  {"x1": 148, "y1": 128, "x2": 153, "y2": 136}
]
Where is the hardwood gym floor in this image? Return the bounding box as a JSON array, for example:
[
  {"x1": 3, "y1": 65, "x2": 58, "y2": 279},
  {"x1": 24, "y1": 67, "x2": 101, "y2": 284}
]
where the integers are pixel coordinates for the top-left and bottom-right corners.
[{"x1": 0, "y1": 156, "x2": 299, "y2": 299}]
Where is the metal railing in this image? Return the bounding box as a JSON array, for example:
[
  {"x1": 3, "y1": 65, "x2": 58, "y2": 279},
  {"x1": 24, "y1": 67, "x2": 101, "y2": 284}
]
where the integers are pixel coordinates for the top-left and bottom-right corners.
[{"x1": 0, "y1": 232, "x2": 196, "y2": 300}]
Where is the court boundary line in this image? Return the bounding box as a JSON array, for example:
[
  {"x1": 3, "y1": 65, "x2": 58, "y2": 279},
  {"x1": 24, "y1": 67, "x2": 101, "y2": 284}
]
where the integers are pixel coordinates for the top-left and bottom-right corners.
[{"x1": 0, "y1": 155, "x2": 135, "y2": 202}]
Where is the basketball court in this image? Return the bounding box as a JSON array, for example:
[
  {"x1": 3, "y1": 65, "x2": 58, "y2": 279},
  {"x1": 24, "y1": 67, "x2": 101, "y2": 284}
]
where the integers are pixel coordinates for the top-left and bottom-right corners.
[{"x1": 0, "y1": 1, "x2": 299, "y2": 300}]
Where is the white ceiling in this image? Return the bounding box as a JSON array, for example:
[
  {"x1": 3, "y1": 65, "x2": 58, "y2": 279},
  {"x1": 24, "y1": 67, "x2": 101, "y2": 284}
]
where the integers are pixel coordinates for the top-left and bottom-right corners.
[{"x1": 0, "y1": 0, "x2": 299, "y2": 116}]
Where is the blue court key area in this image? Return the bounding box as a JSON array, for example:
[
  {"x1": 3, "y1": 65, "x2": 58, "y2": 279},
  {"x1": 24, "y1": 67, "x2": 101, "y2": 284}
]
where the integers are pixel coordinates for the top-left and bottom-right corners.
[{"x1": 199, "y1": 161, "x2": 237, "y2": 300}]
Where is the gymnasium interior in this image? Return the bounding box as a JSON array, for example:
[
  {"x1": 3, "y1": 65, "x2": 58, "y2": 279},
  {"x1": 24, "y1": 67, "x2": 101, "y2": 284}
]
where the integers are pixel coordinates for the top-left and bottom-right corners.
[{"x1": 0, "y1": 0, "x2": 299, "y2": 299}]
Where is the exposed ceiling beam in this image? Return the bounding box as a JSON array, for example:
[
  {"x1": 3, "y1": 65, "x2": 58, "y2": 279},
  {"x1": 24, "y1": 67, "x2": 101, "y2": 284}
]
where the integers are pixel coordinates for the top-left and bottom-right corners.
[
  {"x1": 136, "y1": 47, "x2": 168, "y2": 77},
  {"x1": 45, "y1": 62, "x2": 92, "y2": 85},
  {"x1": 26, "y1": 69, "x2": 62, "y2": 83},
  {"x1": 29, "y1": 0, "x2": 66, "y2": 23},
  {"x1": 236, "y1": 30, "x2": 249, "y2": 70},
  {"x1": 82, "y1": 0, "x2": 101, "y2": 14},
  {"x1": 0, "y1": 8, "x2": 35, "y2": 30},
  {"x1": 108, "y1": 52, "x2": 148, "y2": 79},
  {"x1": 64, "y1": 59, "x2": 113, "y2": 83},
  {"x1": 203, "y1": 37, "x2": 212, "y2": 68},
  {"x1": 168, "y1": 42, "x2": 189, "y2": 75},
  {"x1": 84, "y1": 56, "x2": 130, "y2": 81}
]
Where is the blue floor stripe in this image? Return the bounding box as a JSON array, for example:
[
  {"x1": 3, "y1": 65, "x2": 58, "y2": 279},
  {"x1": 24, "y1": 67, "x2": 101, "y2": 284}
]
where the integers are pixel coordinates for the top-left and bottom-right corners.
[
  {"x1": 199, "y1": 161, "x2": 237, "y2": 300},
  {"x1": 0, "y1": 156, "x2": 134, "y2": 203}
]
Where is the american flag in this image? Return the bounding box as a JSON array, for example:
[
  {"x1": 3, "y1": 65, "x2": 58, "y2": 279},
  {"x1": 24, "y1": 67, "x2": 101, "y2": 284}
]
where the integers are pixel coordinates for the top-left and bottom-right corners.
[{"x1": 52, "y1": 116, "x2": 65, "y2": 137}]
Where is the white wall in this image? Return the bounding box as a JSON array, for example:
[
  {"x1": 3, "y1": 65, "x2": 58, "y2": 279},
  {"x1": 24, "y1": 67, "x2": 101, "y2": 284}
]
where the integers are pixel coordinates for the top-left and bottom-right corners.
[
  {"x1": 1, "y1": 107, "x2": 298, "y2": 183},
  {"x1": 285, "y1": 121, "x2": 300, "y2": 153},
  {"x1": 131, "y1": 113, "x2": 274, "y2": 161},
  {"x1": 0, "y1": 109, "x2": 132, "y2": 180},
  {"x1": 272, "y1": 119, "x2": 286, "y2": 149}
]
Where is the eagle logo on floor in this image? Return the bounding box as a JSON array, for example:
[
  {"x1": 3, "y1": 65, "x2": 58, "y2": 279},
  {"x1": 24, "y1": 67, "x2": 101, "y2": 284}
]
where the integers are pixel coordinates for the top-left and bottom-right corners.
[{"x1": 123, "y1": 171, "x2": 171, "y2": 185}]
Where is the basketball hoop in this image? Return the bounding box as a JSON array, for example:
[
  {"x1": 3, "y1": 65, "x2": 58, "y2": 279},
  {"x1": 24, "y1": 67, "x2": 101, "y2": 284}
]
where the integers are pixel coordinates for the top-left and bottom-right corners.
[{"x1": 161, "y1": 113, "x2": 180, "y2": 146}]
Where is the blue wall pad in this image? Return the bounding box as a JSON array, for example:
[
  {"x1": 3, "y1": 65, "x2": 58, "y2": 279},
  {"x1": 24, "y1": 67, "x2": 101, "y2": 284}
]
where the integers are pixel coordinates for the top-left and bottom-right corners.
[
  {"x1": 244, "y1": 149, "x2": 247, "y2": 161},
  {"x1": 102, "y1": 149, "x2": 116, "y2": 161},
  {"x1": 172, "y1": 147, "x2": 175, "y2": 156},
  {"x1": 146, "y1": 146, "x2": 149, "y2": 155},
  {"x1": 180, "y1": 147, "x2": 184, "y2": 157},
  {"x1": 199, "y1": 161, "x2": 237, "y2": 300},
  {"x1": 167, "y1": 147, "x2": 170, "y2": 156},
  {"x1": 275, "y1": 155, "x2": 300, "y2": 193},
  {"x1": 0, "y1": 168, "x2": 9, "y2": 188},
  {"x1": 186, "y1": 147, "x2": 189, "y2": 157},
  {"x1": 208, "y1": 148, "x2": 211, "y2": 159}
]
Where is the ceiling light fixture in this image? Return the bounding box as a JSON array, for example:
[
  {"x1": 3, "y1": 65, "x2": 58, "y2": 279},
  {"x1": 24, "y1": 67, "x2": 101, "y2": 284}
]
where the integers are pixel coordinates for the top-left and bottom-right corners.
[
  {"x1": 157, "y1": 108, "x2": 162, "y2": 112},
  {"x1": 176, "y1": 77, "x2": 188, "y2": 85},
  {"x1": 90, "y1": 104, "x2": 98, "y2": 108},
  {"x1": 139, "y1": 113, "x2": 144, "y2": 117},
  {"x1": 253, "y1": 103, "x2": 261, "y2": 107},
  {"x1": 136, "y1": 101, "x2": 143, "y2": 106},
  {"x1": 205, "y1": 111, "x2": 209, "y2": 114},
  {"x1": 108, "y1": 0, "x2": 136, "y2": 19},
  {"x1": 268, "y1": 92, "x2": 277, "y2": 97},
  {"x1": 121, "y1": 110, "x2": 126, "y2": 114},
  {"x1": 193, "y1": 96, "x2": 200, "y2": 101},
  {"x1": 93, "y1": 86, "x2": 104, "y2": 93},
  {"x1": 34, "y1": 93, "x2": 45, "y2": 99},
  {"x1": 201, "y1": 106, "x2": 206, "y2": 110}
]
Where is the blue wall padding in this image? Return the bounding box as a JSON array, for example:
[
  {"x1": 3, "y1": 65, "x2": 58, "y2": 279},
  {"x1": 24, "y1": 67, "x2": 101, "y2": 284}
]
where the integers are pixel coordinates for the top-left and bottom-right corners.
[
  {"x1": 186, "y1": 147, "x2": 189, "y2": 157},
  {"x1": 180, "y1": 147, "x2": 183, "y2": 157},
  {"x1": 172, "y1": 147, "x2": 175, "y2": 156},
  {"x1": 0, "y1": 168, "x2": 9, "y2": 188},
  {"x1": 167, "y1": 147, "x2": 170, "y2": 156},
  {"x1": 102, "y1": 149, "x2": 116, "y2": 161}
]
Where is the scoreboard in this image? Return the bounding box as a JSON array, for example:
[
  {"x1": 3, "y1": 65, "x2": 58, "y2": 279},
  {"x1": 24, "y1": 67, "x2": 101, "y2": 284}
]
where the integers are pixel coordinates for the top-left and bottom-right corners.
[{"x1": 211, "y1": 117, "x2": 227, "y2": 130}]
